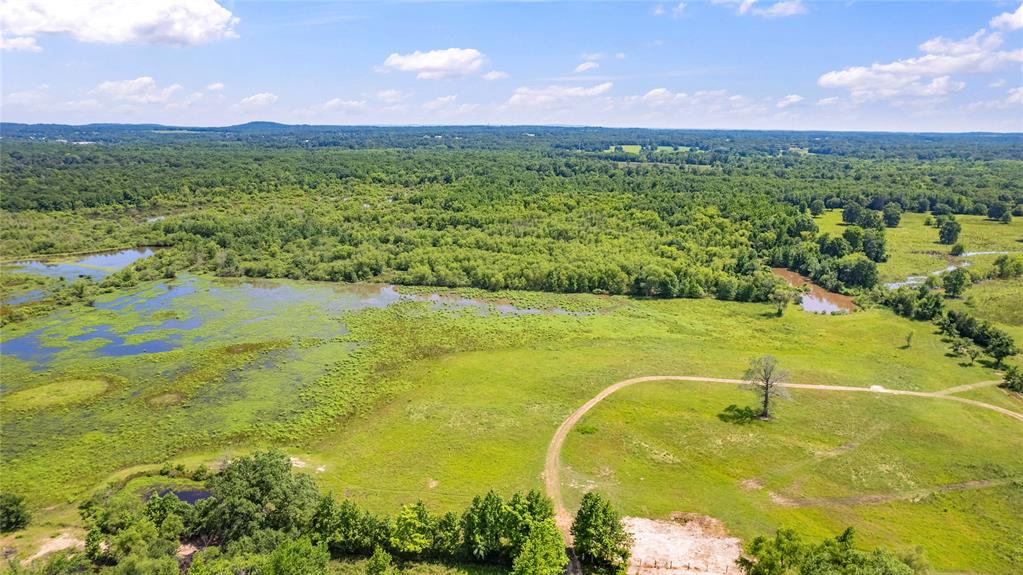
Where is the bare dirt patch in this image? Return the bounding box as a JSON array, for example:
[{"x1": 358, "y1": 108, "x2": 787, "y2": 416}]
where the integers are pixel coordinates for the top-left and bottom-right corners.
[
  {"x1": 739, "y1": 478, "x2": 762, "y2": 491},
  {"x1": 26, "y1": 533, "x2": 84, "y2": 563},
  {"x1": 623, "y1": 515, "x2": 742, "y2": 575}
]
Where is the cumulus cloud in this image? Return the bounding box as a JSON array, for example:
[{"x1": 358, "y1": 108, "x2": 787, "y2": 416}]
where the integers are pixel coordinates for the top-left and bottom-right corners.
[
  {"x1": 422, "y1": 95, "x2": 457, "y2": 110},
  {"x1": 382, "y1": 48, "x2": 486, "y2": 79},
  {"x1": 818, "y1": 22, "x2": 1021, "y2": 103},
  {"x1": 507, "y1": 82, "x2": 613, "y2": 107},
  {"x1": 0, "y1": 31, "x2": 40, "y2": 51},
  {"x1": 0, "y1": 0, "x2": 238, "y2": 49},
  {"x1": 965, "y1": 86, "x2": 1023, "y2": 111},
  {"x1": 652, "y1": 3, "x2": 686, "y2": 18},
  {"x1": 206, "y1": 82, "x2": 224, "y2": 91},
  {"x1": 623, "y1": 87, "x2": 766, "y2": 116},
  {"x1": 574, "y1": 61, "x2": 599, "y2": 73},
  {"x1": 376, "y1": 89, "x2": 405, "y2": 103},
  {"x1": 320, "y1": 98, "x2": 367, "y2": 112},
  {"x1": 483, "y1": 70, "x2": 509, "y2": 81},
  {"x1": 54, "y1": 99, "x2": 102, "y2": 112},
  {"x1": 754, "y1": 0, "x2": 806, "y2": 18},
  {"x1": 237, "y1": 92, "x2": 278, "y2": 109},
  {"x1": 713, "y1": 0, "x2": 806, "y2": 18},
  {"x1": 96, "y1": 76, "x2": 183, "y2": 103},
  {"x1": 5, "y1": 84, "x2": 49, "y2": 106},
  {"x1": 990, "y1": 3, "x2": 1023, "y2": 31},
  {"x1": 776, "y1": 94, "x2": 804, "y2": 108}
]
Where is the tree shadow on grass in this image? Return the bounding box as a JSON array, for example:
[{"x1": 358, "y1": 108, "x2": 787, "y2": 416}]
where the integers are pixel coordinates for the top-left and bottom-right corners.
[{"x1": 717, "y1": 404, "x2": 760, "y2": 425}]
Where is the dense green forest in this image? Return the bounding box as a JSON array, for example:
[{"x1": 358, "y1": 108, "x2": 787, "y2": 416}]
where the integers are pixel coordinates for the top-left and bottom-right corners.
[{"x1": 2, "y1": 126, "x2": 1020, "y2": 301}]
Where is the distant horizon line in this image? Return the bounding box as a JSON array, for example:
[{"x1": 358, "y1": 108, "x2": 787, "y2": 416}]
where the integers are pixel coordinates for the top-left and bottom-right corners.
[{"x1": 1, "y1": 120, "x2": 1021, "y2": 137}]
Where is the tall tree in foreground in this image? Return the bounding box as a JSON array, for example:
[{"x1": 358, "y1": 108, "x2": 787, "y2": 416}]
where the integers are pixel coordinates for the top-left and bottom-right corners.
[
  {"x1": 745, "y1": 356, "x2": 789, "y2": 420},
  {"x1": 511, "y1": 520, "x2": 569, "y2": 575},
  {"x1": 571, "y1": 492, "x2": 632, "y2": 573}
]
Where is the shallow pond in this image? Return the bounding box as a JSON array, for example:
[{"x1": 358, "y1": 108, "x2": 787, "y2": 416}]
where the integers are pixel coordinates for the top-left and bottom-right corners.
[
  {"x1": 0, "y1": 275, "x2": 580, "y2": 369},
  {"x1": 771, "y1": 268, "x2": 856, "y2": 314},
  {"x1": 7, "y1": 248, "x2": 157, "y2": 282},
  {"x1": 151, "y1": 488, "x2": 211, "y2": 505},
  {"x1": 884, "y1": 261, "x2": 972, "y2": 289}
]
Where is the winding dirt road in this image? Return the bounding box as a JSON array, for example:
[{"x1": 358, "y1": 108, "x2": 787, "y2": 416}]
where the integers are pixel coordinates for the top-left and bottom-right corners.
[{"x1": 545, "y1": 375, "x2": 1022, "y2": 538}]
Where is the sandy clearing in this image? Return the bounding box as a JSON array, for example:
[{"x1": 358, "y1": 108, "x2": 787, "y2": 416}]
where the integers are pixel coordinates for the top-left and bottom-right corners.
[
  {"x1": 26, "y1": 533, "x2": 83, "y2": 564},
  {"x1": 623, "y1": 515, "x2": 742, "y2": 575}
]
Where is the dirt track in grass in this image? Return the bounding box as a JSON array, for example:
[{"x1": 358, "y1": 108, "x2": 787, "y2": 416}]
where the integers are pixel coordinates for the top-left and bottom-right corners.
[{"x1": 545, "y1": 374, "x2": 1022, "y2": 539}]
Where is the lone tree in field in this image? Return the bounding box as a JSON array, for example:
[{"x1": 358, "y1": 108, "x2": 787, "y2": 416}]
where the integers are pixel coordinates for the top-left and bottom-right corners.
[{"x1": 745, "y1": 356, "x2": 789, "y2": 420}]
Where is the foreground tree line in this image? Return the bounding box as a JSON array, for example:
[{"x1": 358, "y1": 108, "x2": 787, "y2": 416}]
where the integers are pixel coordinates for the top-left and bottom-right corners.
[{"x1": 3, "y1": 451, "x2": 929, "y2": 575}]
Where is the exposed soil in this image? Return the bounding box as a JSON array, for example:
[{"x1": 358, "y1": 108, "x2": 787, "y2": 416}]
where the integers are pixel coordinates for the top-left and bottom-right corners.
[
  {"x1": 26, "y1": 533, "x2": 83, "y2": 564},
  {"x1": 623, "y1": 515, "x2": 742, "y2": 575}
]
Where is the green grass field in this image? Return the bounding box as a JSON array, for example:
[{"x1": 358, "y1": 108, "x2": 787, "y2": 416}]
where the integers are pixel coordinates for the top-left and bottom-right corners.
[
  {"x1": 561, "y1": 381, "x2": 1023, "y2": 573},
  {"x1": 2, "y1": 273, "x2": 1021, "y2": 570},
  {"x1": 815, "y1": 209, "x2": 1023, "y2": 284}
]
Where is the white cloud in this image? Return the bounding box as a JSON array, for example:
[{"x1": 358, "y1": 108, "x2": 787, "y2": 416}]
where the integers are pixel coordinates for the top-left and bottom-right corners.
[
  {"x1": 508, "y1": 82, "x2": 613, "y2": 107},
  {"x1": 965, "y1": 86, "x2": 1023, "y2": 111},
  {"x1": 818, "y1": 23, "x2": 1021, "y2": 103},
  {"x1": 989, "y1": 78, "x2": 1007, "y2": 88},
  {"x1": 321, "y1": 98, "x2": 367, "y2": 112},
  {"x1": 776, "y1": 94, "x2": 804, "y2": 108},
  {"x1": 581, "y1": 52, "x2": 605, "y2": 61},
  {"x1": 382, "y1": 48, "x2": 486, "y2": 79},
  {"x1": 54, "y1": 99, "x2": 101, "y2": 112},
  {"x1": 713, "y1": 0, "x2": 805, "y2": 18},
  {"x1": 483, "y1": 70, "x2": 509, "y2": 81},
  {"x1": 615, "y1": 52, "x2": 626, "y2": 60},
  {"x1": 376, "y1": 89, "x2": 405, "y2": 103},
  {"x1": 0, "y1": 32, "x2": 40, "y2": 51},
  {"x1": 653, "y1": 3, "x2": 686, "y2": 18},
  {"x1": 422, "y1": 95, "x2": 457, "y2": 111},
  {"x1": 237, "y1": 92, "x2": 278, "y2": 109},
  {"x1": 1010, "y1": 86, "x2": 1023, "y2": 105},
  {"x1": 816, "y1": 96, "x2": 842, "y2": 106},
  {"x1": 622, "y1": 87, "x2": 768, "y2": 117},
  {"x1": 990, "y1": 3, "x2": 1023, "y2": 31},
  {"x1": 0, "y1": 0, "x2": 238, "y2": 49},
  {"x1": 574, "y1": 61, "x2": 599, "y2": 73},
  {"x1": 206, "y1": 82, "x2": 224, "y2": 91},
  {"x1": 96, "y1": 76, "x2": 183, "y2": 103},
  {"x1": 5, "y1": 84, "x2": 49, "y2": 106},
  {"x1": 754, "y1": 0, "x2": 806, "y2": 18}
]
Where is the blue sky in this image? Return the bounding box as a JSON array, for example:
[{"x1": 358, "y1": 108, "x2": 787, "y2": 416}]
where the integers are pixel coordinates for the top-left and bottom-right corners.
[{"x1": 2, "y1": 1, "x2": 1021, "y2": 131}]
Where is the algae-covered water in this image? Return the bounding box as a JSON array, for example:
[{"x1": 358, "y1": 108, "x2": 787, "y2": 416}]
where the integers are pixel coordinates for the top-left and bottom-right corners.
[{"x1": 0, "y1": 264, "x2": 587, "y2": 504}]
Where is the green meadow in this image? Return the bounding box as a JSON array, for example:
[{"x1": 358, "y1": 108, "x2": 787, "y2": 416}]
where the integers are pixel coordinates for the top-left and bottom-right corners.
[
  {"x1": 3, "y1": 270, "x2": 1020, "y2": 571},
  {"x1": 815, "y1": 209, "x2": 1023, "y2": 284}
]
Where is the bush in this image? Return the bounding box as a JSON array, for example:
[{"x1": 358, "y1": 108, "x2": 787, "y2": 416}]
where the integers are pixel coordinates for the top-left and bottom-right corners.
[{"x1": 0, "y1": 493, "x2": 31, "y2": 533}]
